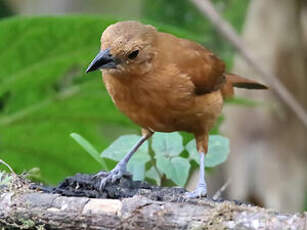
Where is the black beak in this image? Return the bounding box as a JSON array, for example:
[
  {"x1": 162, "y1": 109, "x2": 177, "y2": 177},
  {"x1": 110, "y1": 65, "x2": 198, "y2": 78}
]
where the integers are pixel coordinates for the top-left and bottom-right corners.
[{"x1": 86, "y1": 48, "x2": 117, "y2": 73}]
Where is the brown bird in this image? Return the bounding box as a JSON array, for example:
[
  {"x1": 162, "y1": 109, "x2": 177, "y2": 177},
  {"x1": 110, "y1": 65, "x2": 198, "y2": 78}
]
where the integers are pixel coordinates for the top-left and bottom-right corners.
[{"x1": 86, "y1": 21, "x2": 267, "y2": 198}]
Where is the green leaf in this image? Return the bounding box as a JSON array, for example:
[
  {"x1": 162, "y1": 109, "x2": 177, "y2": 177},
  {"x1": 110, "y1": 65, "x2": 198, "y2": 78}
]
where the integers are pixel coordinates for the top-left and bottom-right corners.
[
  {"x1": 101, "y1": 135, "x2": 150, "y2": 181},
  {"x1": 127, "y1": 161, "x2": 145, "y2": 181},
  {"x1": 205, "y1": 135, "x2": 230, "y2": 167},
  {"x1": 152, "y1": 132, "x2": 184, "y2": 158},
  {"x1": 186, "y1": 135, "x2": 230, "y2": 167},
  {"x1": 145, "y1": 166, "x2": 161, "y2": 186},
  {"x1": 101, "y1": 135, "x2": 147, "y2": 161},
  {"x1": 70, "y1": 133, "x2": 109, "y2": 171},
  {"x1": 156, "y1": 156, "x2": 190, "y2": 186}
]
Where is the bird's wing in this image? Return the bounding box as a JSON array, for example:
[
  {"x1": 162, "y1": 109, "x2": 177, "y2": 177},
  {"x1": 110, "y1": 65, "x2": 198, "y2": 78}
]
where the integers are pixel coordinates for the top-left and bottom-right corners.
[
  {"x1": 179, "y1": 39, "x2": 226, "y2": 95},
  {"x1": 157, "y1": 32, "x2": 226, "y2": 95}
]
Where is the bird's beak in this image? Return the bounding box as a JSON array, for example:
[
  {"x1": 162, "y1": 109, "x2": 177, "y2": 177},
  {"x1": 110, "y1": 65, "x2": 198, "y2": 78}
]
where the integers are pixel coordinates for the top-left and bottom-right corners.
[{"x1": 86, "y1": 48, "x2": 117, "y2": 73}]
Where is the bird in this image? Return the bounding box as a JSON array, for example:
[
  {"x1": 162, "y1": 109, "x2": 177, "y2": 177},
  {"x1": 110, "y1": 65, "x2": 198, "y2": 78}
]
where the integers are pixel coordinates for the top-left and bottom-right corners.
[{"x1": 86, "y1": 21, "x2": 267, "y2": 198}]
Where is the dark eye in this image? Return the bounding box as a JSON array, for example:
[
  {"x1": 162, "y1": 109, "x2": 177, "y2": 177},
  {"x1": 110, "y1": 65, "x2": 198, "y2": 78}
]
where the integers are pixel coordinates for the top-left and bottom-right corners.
[{"x1": 128, "y1": 50, "x2": 139, "y2": 59}]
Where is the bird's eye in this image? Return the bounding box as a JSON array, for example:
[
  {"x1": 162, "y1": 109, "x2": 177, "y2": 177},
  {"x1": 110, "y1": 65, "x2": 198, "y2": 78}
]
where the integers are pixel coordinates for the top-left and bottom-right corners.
[{"x1": 128, "y1": 50, "x2": 139, "y2": 60}]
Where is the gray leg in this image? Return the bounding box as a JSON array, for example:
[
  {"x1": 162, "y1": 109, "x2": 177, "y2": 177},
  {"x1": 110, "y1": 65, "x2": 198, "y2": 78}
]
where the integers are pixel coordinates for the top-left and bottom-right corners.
[
  {"x1": 97, "y1": 133, "x2": 152, "y2": 190},
  {"x1": 185, "y1": 152, "x2": 207, "y2": 198}
]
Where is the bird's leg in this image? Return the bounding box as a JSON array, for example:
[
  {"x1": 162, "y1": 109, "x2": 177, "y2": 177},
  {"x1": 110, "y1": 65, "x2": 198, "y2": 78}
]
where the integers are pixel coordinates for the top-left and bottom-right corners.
[
  {"x1": 96, "y1": 131, "x2": 153, "y2": 190},
  {"x1": 185, "y1": 152, "x2": 207, "y2": 198}
]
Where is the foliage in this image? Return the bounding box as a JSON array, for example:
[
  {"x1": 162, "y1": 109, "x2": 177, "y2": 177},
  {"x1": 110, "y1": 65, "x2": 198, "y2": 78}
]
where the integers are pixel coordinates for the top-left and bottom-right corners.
[
  {"x1": 142, "y1": 0, "x2": 250, "y2": 34},
  {"x1": 0, "y1": 0, "x2": 12, "y2": 19},
  {"x1": 72, "y1": 132, "x2": 230, "y2": 187},
  {"x1": 142, "y1": 0, "x2": 211, "y2": 36},
  {"x1": 142, "y1": 0, "x2": 251, "y2": 68},
  {"x1": 0, "y1": 16, "x2": 221, "y2": 184},
  {"x1": 186, "y1": 135, "x2": 229, "y2": 167}
]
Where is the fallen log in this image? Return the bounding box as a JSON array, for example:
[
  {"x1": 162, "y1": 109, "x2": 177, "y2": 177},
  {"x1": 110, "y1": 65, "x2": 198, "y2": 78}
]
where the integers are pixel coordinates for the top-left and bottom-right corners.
[{"x1": 0, "y1": 173, "x2": 306, "y2": 229}]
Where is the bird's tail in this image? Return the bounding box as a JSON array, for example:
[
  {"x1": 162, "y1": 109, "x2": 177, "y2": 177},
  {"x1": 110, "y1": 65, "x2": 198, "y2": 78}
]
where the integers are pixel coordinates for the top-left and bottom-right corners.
[{"x1": 221, "y1": 73, "x2": 268, "y2": 99}]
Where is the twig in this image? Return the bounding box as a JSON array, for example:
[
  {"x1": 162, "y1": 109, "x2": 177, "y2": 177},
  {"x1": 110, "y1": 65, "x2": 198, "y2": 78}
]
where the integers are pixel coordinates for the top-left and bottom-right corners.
[
  {"x1": 190, "y1": 0, "x2": 307, "y2": 128},
  {"x1": 0, "y1": 159, "x2": 16, "y2": 175},
  {"x1": 212, "y1": 178, "x2": 231, "y2": 200}
]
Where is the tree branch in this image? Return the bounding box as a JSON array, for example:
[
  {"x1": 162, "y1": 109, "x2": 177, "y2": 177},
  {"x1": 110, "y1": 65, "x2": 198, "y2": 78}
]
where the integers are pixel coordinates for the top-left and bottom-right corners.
[
  {"x1": 0, "y1": 175, "x2": 306, "y2": 230},
  {"x1": 190, "y1": 0, "x2": 307, "y2": 128}
]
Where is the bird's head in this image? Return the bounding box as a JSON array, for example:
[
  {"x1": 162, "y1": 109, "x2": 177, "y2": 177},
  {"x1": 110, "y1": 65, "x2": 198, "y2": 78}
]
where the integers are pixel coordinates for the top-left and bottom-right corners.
[{"x1": 86, "y1": 21, "x2": 157, "y2": 76}]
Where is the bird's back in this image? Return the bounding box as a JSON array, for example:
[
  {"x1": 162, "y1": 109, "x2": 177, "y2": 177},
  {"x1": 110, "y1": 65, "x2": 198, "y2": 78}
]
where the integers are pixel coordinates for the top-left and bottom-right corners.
[{"x1": 155, "y1": 32, "x2": 226, "y2": 95}]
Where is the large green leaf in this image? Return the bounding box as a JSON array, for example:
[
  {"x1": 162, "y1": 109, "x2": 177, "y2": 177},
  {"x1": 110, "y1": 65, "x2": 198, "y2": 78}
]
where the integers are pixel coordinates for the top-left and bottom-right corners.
[
  {"x1": 156, "y1": 156, "x2": 190, "y2": 186},
  {"x1": 0, "y1": 16, "x2": 136, "y2": 184},
  {"x1": 145, "y1": 166, "x2": 161, "y2": 186},
  {"x1": 151, "y1": 132, "x2": 189, "y2": 186},
  {"x1": 152, "y1": 132, "x2": 184, "y2": 158},
  {"x1": 0, "y1": 16, "x2": 211, "y2": 184}
]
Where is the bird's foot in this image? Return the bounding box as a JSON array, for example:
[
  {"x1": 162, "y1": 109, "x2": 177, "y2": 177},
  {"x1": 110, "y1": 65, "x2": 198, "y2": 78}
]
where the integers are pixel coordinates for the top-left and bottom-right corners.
[
  {"x1": 95, "y1": 162, "x2": 129, "y2": 191},
  {"x1": 184, "y1": 184, "x2": 207, "y2": 199}
]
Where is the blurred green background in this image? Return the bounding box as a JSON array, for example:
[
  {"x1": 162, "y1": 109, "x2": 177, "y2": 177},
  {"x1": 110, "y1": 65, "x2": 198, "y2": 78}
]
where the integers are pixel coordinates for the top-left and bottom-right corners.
[{"x1": 0, "y1": 0, "x2": 249, "y2": 184}]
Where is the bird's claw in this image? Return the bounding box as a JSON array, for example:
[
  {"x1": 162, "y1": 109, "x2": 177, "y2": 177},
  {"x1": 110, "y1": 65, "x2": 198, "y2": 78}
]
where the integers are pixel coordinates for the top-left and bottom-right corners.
[
  {"x1": 184, "y1": 184, "x2": 207, "y2": 199},
  {"x1": 94, "y1": 171, "x2": 108, "y2": 178},
  {"x1": 95, "y1": 163, "x2": 128, "y2": 191}
]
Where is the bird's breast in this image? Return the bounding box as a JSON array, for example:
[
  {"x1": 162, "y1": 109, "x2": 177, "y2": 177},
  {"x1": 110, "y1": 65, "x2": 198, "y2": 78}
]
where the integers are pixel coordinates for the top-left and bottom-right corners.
[{"x1": 102, "y1": 72, "x2": 198, "y2": 132}]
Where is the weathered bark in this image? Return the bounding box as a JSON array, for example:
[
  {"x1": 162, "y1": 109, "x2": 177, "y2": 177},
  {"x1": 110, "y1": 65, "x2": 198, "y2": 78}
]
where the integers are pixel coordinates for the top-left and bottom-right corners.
[
  {"x1": 223, "y1": 0, "x2": 307, "y2": 212},
  {"x1": 0, "y1": 175, "x2": 306, "y2": 230}
]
